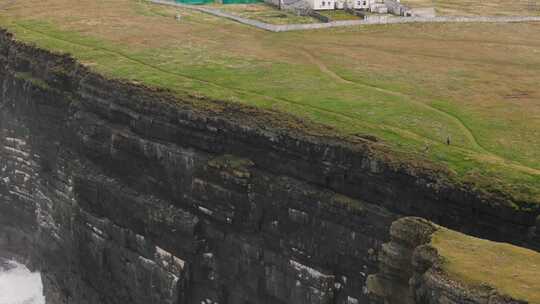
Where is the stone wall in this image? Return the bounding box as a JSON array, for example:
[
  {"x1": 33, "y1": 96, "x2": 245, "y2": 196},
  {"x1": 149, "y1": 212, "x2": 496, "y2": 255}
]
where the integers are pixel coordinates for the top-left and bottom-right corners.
[
  {"x1": 0, "y1": 28, "x2": 538, "y2": 304},
  {"x1": 384, "y1": 0, "x2": 410, "y2": 16}
]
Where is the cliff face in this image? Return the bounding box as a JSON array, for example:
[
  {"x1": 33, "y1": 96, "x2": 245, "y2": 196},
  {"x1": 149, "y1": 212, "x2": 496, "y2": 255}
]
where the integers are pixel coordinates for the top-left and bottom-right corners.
[{"x1": 0, "y1": 29, "x2": 538, "y2": 304}]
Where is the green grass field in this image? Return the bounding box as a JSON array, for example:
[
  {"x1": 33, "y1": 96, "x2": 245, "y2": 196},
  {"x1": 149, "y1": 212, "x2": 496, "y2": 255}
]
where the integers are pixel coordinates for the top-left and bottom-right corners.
[
  {"x1": 432, "y1": 228, "x2": 540, "y2": 303},
  {"x1": 1, "y1": 0, "x2": 539, "y2": 206},
  {"x1": 318, "y1": 10, "x2": 362, "y2": 20},
  {"x1": 204, "y1": 3, "x2": 319, "y2": 24}
]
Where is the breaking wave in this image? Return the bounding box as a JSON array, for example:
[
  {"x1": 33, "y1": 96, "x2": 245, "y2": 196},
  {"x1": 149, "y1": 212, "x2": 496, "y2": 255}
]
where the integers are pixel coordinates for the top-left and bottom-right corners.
[{"x1": 0, "y1": 259, "x2": 45, "y2": 304}]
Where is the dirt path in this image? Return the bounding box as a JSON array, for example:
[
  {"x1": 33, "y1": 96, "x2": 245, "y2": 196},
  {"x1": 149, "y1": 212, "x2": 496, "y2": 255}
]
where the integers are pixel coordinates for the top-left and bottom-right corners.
[
  {"x1": 301, "y1": 49, "x2": 353, "y2": 85},
  {"x1": 300, "y1": 48, "x2": 540, "y2": 175},
  {"x1": 302, "y1": 48, "x2": 487, "y2": 152}
]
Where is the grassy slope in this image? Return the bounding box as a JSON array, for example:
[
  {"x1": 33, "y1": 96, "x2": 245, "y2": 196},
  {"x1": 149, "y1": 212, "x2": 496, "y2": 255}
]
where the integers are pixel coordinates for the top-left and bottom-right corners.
[
  {"x1": 432, "y1": 228, "x2": 540, "y2": 303},
  {"x1": 0, "y1": 0, "x2": 539, "y2": 206}
]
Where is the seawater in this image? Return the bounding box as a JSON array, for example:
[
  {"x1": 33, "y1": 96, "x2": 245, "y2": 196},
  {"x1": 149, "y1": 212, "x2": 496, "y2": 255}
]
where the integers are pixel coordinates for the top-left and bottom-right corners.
[{"x1": 0, "y1": 259, "x2": 45, "y2": 304}]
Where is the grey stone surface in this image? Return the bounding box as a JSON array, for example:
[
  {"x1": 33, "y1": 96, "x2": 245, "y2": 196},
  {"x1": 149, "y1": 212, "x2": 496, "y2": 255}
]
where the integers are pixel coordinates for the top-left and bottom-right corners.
[{"x1": 384, "y1": 0, "x2": 410, "y2": 16}]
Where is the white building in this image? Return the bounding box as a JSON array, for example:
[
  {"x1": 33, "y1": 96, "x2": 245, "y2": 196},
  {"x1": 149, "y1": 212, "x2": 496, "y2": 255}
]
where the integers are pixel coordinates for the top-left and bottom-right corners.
[
  {"x1": 307, "y1": 0, "x2": 386, "y2": 11},
  {"x1": 269, "y1": 0, "x2": 389, "y2": 13},
  {"x1": 335, "y1": 0, "x2": 369, "y2": 9},
  {"x1": 307, "y1": 0, "x2": 336, "y2": 10}
]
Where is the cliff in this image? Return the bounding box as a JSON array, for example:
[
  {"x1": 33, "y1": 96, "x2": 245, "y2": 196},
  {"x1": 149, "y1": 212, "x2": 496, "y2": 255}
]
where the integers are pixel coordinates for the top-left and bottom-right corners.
[{"x1": 0, "y1": 28, "x2": 538, "y2": 304}]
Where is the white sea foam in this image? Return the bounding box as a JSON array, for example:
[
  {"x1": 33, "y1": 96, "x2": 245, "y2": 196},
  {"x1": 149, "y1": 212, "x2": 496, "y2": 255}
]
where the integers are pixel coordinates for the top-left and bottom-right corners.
[{"x1": 0, "y1": 260, "x2": 45, "y2": 304}]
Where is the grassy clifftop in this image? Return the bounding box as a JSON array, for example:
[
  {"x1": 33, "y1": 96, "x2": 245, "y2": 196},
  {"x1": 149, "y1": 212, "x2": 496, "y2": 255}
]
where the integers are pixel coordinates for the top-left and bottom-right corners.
[
  {"x1": 432, "y1": 228, "x2": 540, "y2": 303},
  {"x1": 1, "y1": 0, "x2": 539, "y2": 207}
]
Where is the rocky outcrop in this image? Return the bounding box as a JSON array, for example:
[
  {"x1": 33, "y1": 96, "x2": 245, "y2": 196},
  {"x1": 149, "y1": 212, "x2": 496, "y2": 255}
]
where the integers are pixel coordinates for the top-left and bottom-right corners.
[
  {"x1": 366, "y1": 218, "x2": 436, "y2": 304},
  {"x1": 0, "y1": 28, "x2": 538, "y2": 304},
  {"x1": 368, "y1": 217, "x2": 536, "y2": 304}
]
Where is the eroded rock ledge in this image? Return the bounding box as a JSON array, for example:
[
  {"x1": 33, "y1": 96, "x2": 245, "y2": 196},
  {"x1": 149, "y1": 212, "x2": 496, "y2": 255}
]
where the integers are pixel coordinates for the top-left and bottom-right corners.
[
  {"x1": 0, "y1": 28, "x2": 538, "y2": 304},
  {"x1": 368, "y1": 217, "x2": 539, "y2": 304}
]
